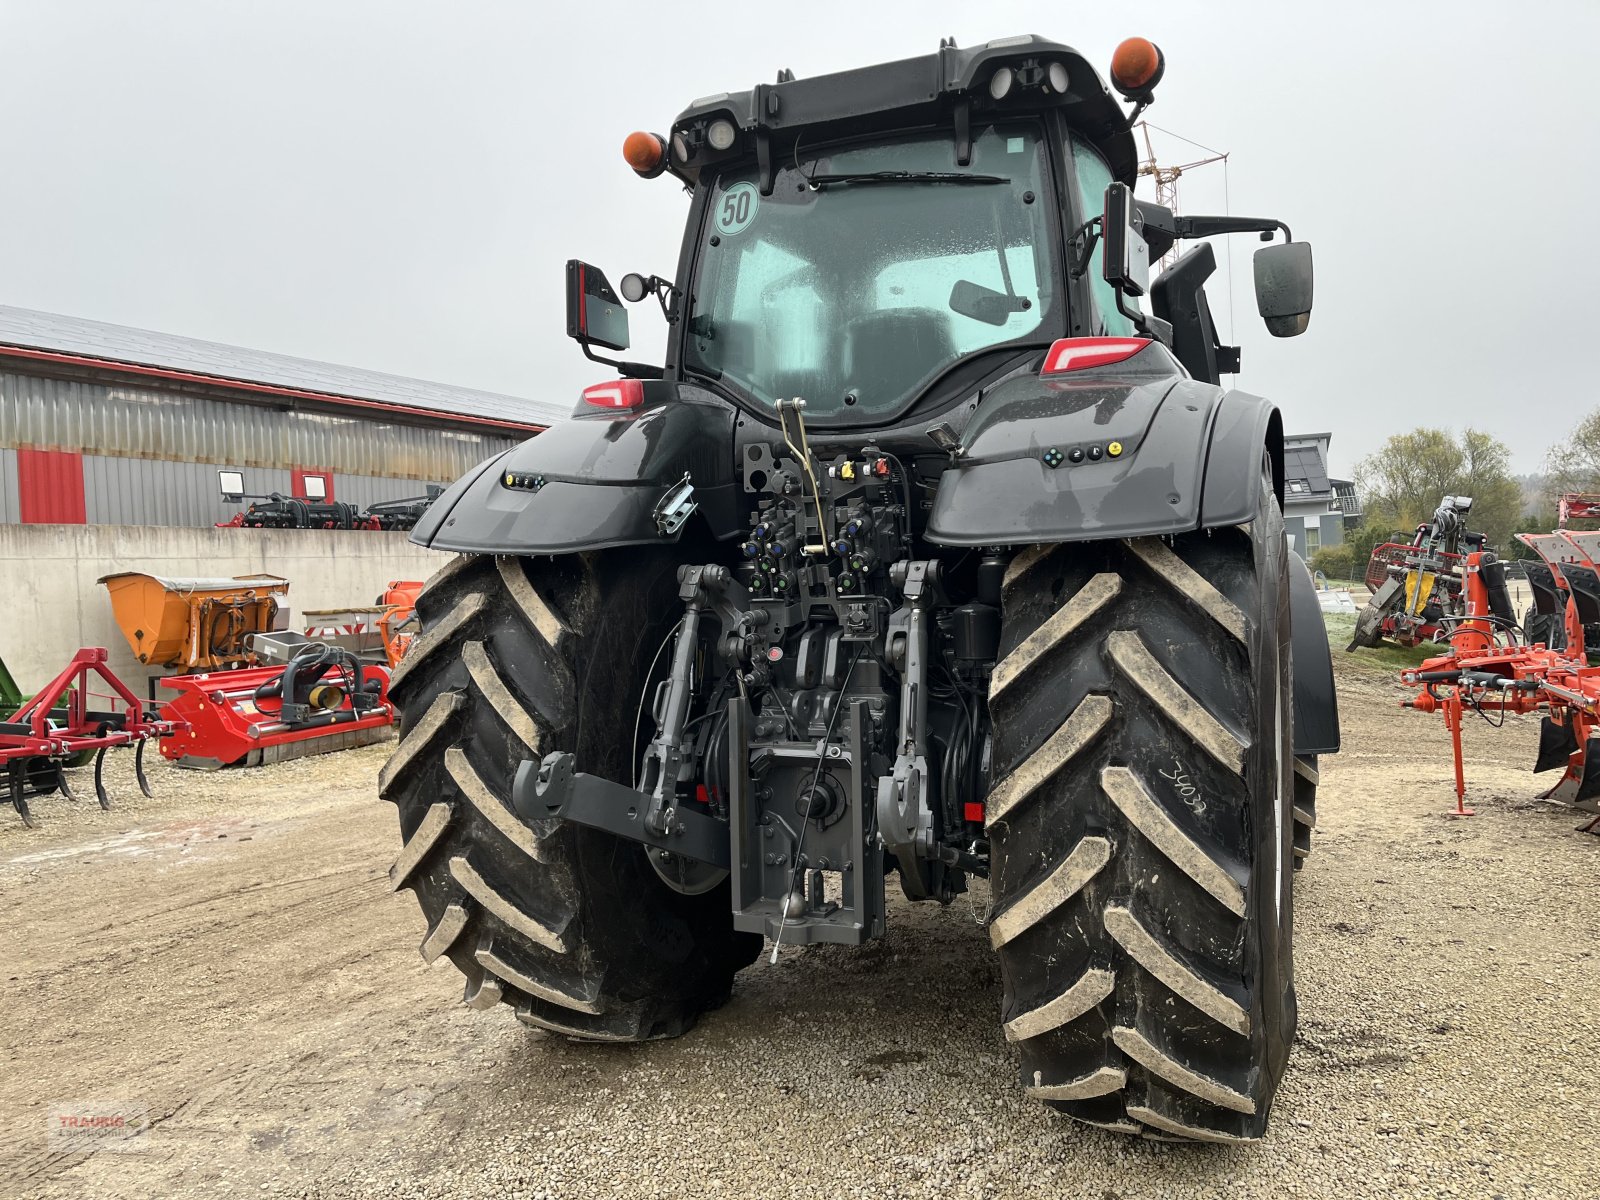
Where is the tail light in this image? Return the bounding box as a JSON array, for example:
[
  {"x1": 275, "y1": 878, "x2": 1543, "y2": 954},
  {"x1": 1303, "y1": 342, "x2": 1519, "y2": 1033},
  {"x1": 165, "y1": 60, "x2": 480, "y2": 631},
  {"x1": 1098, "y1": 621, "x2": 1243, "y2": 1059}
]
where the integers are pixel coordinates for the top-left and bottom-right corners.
[
  {"x1": 581, "y1": 379, "x2": 645, "y2": 409},
  {"x1": 1041, "y1": 337, "x2": 1151, "y2": 375}
]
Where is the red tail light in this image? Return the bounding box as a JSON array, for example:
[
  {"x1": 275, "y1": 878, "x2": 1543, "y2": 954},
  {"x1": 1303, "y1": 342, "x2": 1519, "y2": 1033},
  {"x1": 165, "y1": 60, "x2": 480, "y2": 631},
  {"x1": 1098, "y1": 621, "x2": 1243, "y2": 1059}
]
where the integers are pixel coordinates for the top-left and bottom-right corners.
[
  {"x1": 581, "y1": 379, "x2": 645, "y2": 409},
  {"x1": 1041, "y1": 337, "x2": 1151, "y2": 375}
]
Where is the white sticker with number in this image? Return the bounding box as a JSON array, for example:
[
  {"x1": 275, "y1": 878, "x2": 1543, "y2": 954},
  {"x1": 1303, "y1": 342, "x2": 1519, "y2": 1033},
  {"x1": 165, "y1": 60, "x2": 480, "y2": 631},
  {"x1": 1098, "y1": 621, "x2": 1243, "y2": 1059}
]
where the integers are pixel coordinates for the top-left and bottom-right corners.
[{"x1": 715, "y1": 182, "x2": 759, "y2": 235}]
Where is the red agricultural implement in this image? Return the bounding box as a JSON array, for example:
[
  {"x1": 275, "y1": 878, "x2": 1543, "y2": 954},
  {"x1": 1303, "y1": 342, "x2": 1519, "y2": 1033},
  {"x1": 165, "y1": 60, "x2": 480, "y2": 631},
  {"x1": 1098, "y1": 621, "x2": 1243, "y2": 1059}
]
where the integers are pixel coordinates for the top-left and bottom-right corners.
[
  {"x1": 98, "y1": 571, "x2": 407, "y2": 769},
  {"x1": 1514, "y1": 496, "x2": 1600, "y2": 656},
  {"x1": 215, "y1": 487, "x2": 443, "y2": 532},
  {"x1": 1558, "y1": 493, "x2": 1600, "y2": 525},
  {"x1": 1349, "y1": 495, "x2": 1482, "y2": 650},
  {"x1": 1399, "y1": 548, "x2": 1600, "y2": 833},
  {"x1": 156, "y1": 647, "x2": 393, "y2": 770},
  {"x1": 1, "y1": 648, "x2": 178, "y2": 827}
]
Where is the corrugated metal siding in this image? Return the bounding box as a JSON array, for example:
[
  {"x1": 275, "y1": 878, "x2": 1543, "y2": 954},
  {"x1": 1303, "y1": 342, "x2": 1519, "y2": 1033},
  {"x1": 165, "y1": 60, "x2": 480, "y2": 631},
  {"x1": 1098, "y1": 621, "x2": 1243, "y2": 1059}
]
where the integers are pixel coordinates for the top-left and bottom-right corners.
[
  {"x1": 2, "y1": 371, "x2": 520, "y2": 480},
  {"x1": 82, "y1": 455, "x2": 294, "y2": 527},
  {"x1": 0, "y1": 448, "x2": 18, "y2": 523},
  {"x1": 17, "y1": 448, "x2": 86, "y2": 523}
]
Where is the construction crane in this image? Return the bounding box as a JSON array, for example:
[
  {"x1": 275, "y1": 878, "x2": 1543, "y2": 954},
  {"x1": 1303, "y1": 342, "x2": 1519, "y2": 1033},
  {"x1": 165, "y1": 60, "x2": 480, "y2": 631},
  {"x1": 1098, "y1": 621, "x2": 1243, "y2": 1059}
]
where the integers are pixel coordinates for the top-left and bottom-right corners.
[{"x1": 1137, "y1": 121, "x2": 1228, "y2": 270}]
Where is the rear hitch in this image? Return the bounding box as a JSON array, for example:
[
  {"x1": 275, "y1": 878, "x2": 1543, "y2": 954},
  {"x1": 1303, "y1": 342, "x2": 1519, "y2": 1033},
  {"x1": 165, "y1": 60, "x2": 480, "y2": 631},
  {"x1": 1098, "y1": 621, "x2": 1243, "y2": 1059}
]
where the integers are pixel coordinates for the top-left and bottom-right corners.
[{"x1": 511, "y1": 751, "x2": 731, "y2": 870}]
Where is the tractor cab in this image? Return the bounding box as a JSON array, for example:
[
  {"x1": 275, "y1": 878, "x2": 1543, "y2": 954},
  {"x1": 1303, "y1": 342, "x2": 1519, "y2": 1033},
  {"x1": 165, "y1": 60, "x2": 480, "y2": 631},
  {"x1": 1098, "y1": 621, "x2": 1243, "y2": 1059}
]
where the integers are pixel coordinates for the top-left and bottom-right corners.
[{"x1": 567, "y1": 35, "x2": 1312, "y2": 424}]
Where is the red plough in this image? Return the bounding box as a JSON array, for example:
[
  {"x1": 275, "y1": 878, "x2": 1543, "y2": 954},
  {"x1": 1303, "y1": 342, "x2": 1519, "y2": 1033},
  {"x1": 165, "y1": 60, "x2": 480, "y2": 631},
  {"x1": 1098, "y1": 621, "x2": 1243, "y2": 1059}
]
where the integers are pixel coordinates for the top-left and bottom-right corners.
[
  {"x1": 1399, "y1": 550, "x2": 1600, "y2": 832},
  {"x1": 0, "y1": 648, "x2": 179, "y2": 827}
]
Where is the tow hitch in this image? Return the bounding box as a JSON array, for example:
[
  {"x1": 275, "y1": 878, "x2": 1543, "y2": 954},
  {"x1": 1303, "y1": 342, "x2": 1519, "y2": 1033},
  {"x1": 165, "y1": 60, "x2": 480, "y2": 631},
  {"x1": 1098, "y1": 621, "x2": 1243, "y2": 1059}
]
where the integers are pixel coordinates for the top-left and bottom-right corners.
[{"x1": 511, "y1": 751, "x2": 731, "y2": 870}]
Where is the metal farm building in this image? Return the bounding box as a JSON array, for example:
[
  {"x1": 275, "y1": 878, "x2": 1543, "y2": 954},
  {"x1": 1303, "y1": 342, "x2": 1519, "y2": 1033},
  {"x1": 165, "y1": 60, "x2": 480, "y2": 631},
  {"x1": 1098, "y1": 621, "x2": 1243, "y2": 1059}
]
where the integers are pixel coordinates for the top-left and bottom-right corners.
[{"x1": 0, "y1": 306, "x2": 564, "y2": 527}]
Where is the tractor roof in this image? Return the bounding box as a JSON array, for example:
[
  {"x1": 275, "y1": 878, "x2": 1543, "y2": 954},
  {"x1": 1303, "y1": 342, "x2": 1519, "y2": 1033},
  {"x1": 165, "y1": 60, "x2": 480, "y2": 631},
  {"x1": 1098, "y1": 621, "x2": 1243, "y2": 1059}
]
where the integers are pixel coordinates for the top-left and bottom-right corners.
[{"x1": 670, "y1": 35, "x2": 1136, "y2": 188}]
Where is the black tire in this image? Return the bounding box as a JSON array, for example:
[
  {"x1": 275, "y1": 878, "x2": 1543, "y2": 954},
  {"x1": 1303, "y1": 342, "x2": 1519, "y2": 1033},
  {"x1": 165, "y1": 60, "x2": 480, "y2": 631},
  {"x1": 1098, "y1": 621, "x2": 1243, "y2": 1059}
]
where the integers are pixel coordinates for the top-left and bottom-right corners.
[
  {"x1": 380, "y1": 550, "x2": 759, "y2": 1040},
  {"x1": 1523, "y1": 606, "x2": 1562, "y2": 652},
  {"x1": 1292, "y1": 755, "x2": 1316, "y2": 870},
  {"x1": 986, "y1": 507, "x2": 1295, "y2": 1143},
  {"x1": 1346, "y1": 604, "x2": 1385, "y2": 650}
]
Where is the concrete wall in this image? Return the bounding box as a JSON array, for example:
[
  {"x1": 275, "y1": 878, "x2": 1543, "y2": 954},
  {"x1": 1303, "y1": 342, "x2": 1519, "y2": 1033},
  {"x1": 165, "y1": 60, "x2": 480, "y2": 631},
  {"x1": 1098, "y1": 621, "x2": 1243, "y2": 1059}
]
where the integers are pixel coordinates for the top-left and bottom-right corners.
[{"x1": 0, "y1": 523, "x2": 451, "y2": 694}]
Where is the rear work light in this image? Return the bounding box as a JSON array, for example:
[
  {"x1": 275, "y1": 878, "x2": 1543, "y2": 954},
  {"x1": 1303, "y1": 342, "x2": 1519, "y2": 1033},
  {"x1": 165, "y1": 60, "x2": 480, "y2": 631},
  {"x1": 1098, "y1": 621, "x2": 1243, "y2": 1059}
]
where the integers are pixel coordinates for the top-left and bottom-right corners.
[
  {"x1": 581, "y1": 379, "x2": 646, "y2": 409},
  {"x1": 1041, "y1": 337, "x2": 1151, "y2": 375}
]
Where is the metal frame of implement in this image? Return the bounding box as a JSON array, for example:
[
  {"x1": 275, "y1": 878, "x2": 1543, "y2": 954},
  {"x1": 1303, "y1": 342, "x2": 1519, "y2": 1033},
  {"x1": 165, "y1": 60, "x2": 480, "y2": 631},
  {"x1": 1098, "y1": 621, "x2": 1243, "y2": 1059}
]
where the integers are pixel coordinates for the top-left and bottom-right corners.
[
  {"x1": 0, "y1": 647, "x2": 178, "y2": 827},
  {"x1": 1400, "y1": 551, "x2": 1600, "y2": 833}
]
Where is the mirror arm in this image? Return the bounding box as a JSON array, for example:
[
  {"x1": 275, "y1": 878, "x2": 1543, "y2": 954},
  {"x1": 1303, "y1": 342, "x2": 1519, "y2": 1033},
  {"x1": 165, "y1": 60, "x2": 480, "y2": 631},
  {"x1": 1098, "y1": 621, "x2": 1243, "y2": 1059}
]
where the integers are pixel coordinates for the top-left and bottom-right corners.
[
  {"x1": 1114, "y1": 288, "x2": 1165, "y2": 342},
  {"x1": 579, "y1": 341, "x2": 665, "y2": 380},
  {"x1": 1067, "y1": 217, "x2": 1102, "y2": 279},
  {"x1": 1170, "y1": 214, "x2": 1293, "y2": 243},
  {"x1": 650, "y1": 276, "x2": 682, "y2": 325}
]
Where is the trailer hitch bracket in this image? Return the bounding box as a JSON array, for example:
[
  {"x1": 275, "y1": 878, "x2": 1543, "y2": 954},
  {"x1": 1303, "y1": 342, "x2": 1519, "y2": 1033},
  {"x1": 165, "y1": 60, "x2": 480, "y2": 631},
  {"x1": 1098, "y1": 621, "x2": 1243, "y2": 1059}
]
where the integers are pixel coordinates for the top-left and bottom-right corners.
[{"x1": 512, "y1": 751, "x2": 731, "y2": 870}]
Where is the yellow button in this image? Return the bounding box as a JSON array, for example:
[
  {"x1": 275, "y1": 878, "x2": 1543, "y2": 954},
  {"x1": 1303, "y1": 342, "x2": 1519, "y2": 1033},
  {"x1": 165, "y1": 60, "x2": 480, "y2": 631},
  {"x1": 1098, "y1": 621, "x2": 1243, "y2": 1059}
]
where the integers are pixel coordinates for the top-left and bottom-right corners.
[
  {"x1": 1107, "y1": 441, "x2": 1124, "y2": 457},
  {"x1": 504, "y1": 472, "x2": 515, "y2": 486}
]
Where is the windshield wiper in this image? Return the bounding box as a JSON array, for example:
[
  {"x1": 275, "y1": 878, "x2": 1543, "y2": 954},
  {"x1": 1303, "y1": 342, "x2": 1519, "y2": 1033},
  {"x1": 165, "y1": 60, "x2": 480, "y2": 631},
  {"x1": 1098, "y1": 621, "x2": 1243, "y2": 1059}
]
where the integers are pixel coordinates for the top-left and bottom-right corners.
[{"x1": 806, "y1": 170, "x2": 1009, "y2": 190}]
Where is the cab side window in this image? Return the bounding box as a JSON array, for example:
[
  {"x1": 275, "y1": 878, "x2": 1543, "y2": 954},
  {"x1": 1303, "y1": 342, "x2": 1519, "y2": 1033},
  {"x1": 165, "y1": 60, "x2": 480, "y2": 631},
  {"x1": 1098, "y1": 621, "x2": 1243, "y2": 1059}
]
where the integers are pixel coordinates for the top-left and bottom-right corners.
[{"x1": 1069, "y1": 135, "x2": 1136, "y2": 337}]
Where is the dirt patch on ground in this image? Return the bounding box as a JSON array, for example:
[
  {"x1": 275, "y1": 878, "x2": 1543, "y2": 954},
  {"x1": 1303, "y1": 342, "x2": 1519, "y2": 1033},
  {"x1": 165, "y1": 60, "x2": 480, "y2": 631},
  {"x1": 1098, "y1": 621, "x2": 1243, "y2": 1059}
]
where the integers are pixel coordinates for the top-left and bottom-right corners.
[{"x1": 2, "y1": 632, "x2": 1596, "y2": 1199}]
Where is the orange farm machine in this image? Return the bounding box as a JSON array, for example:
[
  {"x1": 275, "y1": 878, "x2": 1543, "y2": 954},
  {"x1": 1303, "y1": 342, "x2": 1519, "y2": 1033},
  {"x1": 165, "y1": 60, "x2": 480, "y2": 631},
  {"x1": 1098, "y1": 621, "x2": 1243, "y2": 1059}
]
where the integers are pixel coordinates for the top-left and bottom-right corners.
[
  {"x1": 376, "y1": 580, "x2": 423, "y2": 668},
  {"x1": 1515, "y1": 495, "x2": 1600, "y2": 656},
  {"x1": 1399, "y1": 543, "x2": 1600, "y2": 833}
]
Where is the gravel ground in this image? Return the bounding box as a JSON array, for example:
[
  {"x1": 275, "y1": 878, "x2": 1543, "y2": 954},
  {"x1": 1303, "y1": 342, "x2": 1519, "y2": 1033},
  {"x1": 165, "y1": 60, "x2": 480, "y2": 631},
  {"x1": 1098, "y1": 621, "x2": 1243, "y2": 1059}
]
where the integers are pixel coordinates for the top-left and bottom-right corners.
[{"x1": 2, "y1": 627, "x2": 1596, "y2": 1199}]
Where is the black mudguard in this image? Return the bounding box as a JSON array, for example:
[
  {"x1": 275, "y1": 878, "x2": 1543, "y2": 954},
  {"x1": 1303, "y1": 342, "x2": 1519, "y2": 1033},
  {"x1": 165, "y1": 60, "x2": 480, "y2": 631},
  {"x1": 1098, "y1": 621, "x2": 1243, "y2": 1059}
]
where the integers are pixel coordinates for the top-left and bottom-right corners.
[
  {"x1": 1288, "y1": 550, "x2": 1340, "y2": 756},
  {"x1": 411, "y1": 386, "x2": 742, "y2": 554},
  {"x1": 925, "y1": 343, "x2": 1282, "y2": 545}
]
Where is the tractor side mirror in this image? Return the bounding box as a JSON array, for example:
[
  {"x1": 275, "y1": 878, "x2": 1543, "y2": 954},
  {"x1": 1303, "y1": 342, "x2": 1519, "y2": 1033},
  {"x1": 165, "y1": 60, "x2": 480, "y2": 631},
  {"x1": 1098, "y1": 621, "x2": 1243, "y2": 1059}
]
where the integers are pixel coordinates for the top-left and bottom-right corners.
[
  {"x1": 1254, "y1": 241, "x2": 1313, "y2": 337},
  {"x1": 1101, "y1": 181, "x2": 1150, "y2": 299},
  {"x1": 565, "y1": 260, "x2": 631, "y2": 353}
]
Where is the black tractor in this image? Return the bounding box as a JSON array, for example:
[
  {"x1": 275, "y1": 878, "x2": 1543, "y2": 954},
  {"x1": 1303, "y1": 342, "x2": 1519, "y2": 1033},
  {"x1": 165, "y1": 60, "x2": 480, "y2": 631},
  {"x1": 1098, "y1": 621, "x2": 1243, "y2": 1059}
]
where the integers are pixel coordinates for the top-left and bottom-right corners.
[{"x1": 380, "y1": 34, "x2": 1339, "y2": 1144}]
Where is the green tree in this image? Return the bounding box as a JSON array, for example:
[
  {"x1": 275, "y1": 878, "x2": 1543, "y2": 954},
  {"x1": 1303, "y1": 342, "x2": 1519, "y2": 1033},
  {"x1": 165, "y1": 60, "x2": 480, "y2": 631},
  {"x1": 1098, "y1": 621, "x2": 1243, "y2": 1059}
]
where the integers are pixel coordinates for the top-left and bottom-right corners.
[
  {"x1": 1545, "y1": 409, "x2": 1600, "y2": 500},
  {"x1": 1505, "y1": 511, "x2": 1557, "y2": 561},
  {"x1": 1309, "y1": 541, "x2": 1357, "y2": 581},
  {"x1": 1354, "y1": 427, "x2": 1523, "y2": 550}
]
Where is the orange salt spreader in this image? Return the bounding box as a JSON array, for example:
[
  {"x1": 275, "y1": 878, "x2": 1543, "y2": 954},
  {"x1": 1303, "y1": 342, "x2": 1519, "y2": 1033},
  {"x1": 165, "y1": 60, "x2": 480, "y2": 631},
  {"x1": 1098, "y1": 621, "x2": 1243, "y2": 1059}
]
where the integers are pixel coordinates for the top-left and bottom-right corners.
[{"x1": 98, "y1": 572, "x2": 290, "y2": 672}]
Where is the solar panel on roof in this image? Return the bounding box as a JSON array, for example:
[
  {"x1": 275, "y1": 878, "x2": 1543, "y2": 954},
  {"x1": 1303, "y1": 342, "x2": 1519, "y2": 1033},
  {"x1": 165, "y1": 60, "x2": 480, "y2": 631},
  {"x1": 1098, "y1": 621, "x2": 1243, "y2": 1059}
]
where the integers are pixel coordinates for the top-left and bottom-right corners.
[
  {"x1": 0, "y1": 305, "x2": 567, "y2": 427},
  {"x1": 1283, "y1": 445, "x2": 1331, "y2": 495}
]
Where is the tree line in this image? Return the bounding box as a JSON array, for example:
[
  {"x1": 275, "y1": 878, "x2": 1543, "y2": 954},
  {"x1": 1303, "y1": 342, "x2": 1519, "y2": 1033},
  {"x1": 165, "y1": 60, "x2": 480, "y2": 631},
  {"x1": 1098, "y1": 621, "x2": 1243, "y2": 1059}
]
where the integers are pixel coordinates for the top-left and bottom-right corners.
[{"x1": 1308, "y1": 412, "x2": 1600, "y2": 580}]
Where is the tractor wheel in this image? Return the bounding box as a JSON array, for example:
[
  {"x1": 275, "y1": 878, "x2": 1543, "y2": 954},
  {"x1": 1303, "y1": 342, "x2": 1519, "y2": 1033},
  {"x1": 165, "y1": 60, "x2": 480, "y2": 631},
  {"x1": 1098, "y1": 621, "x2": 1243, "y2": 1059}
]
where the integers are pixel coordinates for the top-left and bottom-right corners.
[
  {"x1": 380, "y1": 550, "x2": 759, "y2": 1040},
  {"x1": 1523, "y1": 606, "x2": 1562, "y2": 652},
  {"x1": 1292, "y1": 755, "x2": 1317, "y2": 870},
  {"x1": 986, "y1": 505, "x2": 1295, "y2": 1142}
]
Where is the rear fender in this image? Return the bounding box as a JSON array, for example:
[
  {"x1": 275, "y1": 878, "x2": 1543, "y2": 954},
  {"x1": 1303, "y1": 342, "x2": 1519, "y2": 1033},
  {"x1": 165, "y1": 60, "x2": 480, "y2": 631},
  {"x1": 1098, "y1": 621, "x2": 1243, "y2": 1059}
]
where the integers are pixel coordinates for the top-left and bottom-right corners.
[
  {"x1": 924, "y1": 342, "x2": 1283, "y2": 545},
  {"x1": 1289, "y1": 550, "x2": 1340, "y2": 755},
  {"x1": 411, "y1": 386, "x2": 741, "y2": 554}
]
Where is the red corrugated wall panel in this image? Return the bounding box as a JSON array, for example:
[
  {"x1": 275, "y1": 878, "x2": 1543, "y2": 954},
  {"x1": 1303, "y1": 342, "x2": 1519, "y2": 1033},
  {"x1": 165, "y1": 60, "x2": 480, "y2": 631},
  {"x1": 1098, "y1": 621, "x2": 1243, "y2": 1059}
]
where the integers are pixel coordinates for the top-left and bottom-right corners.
[{"x1": 17, "y1": 449, "x2": 87, "y2": 523}]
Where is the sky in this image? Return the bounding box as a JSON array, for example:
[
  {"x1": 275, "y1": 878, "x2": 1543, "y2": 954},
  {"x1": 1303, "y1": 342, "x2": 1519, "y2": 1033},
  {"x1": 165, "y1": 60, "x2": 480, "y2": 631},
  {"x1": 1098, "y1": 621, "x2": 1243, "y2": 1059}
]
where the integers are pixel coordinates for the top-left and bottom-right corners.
[{"x1": 2, "y1": 0, "x2": 1596, "y2": 479}]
